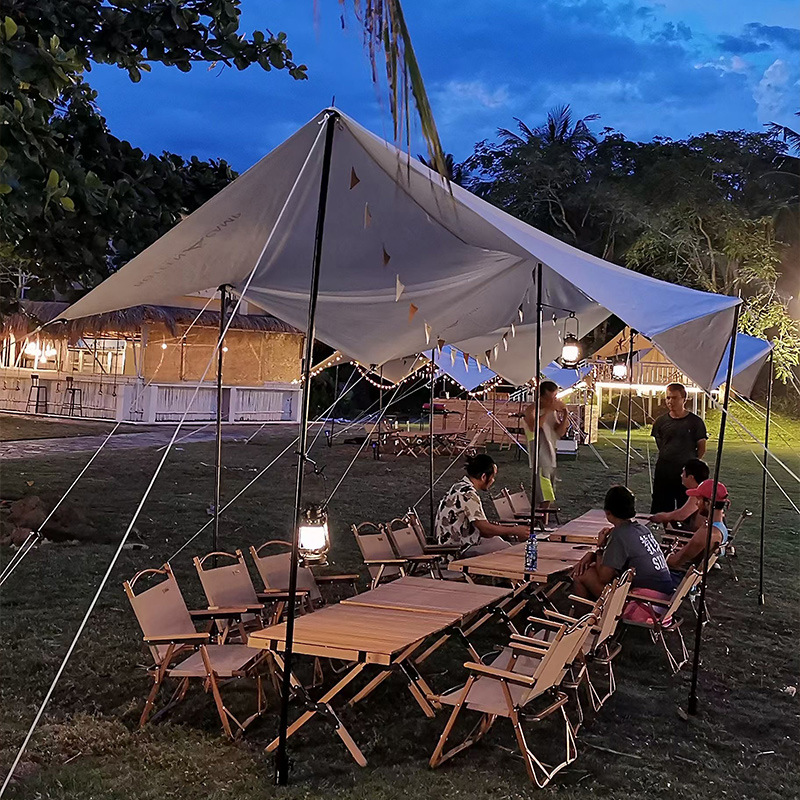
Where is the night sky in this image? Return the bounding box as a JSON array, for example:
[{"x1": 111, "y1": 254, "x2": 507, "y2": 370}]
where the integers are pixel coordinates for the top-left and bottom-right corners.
[{"x1": 87, "y1": 1, "x2": 799, "y2": 171}]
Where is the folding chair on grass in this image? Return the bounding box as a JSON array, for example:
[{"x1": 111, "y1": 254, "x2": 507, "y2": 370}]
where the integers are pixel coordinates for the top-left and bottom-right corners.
[
  {"x1": 249, "y1": 540, "x2": 358, "y2": 611},
  {"x1": 508, "y1": 483, "x2": 561, "y2": 527},
  {"x1": 123, "y1": 563, "x2": 267, "y2": 738},
  {"x1": 492, "y1": 491, "x2": 518, "y2": 523},
  {"x1": 722, "y1": 508, "x2": 752, "y2": 580},
  {"x1": 429, "y1": 612, "x2": 596, "y2": 788},
  {"x1": 387, "y1": 517, "x2": 464, "y2": 569}
]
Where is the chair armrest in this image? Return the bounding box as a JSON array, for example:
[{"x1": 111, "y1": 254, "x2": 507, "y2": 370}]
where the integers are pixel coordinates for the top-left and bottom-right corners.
[
  {"x1": 511, "y1": 633, "x2": 554, "y2": 650},
  {"x1": 509, "y1": 639, "x2": 549, "y2": 657},
  {"x1": 313, "y1": 574, "x2": 360, "y2": 583},
  {"x1": 526, "y1": 615, "x2": 564, "y2": 630},
  {"x1": 463, "y1": 662, "x2": 537, "y2": 687},
  {"x1": 405, "y1": 554, "x2": 441, "y2": 563},
  {"x1": 627, "y1": 591, "x2": 671, "y2": 607},
  {"x1": 256, "y1": 590, "x2": 310, "y2": 601},
  {"x1": 363, "y1": 559, "x2": 408, "y2": 566},
  {"x1": 568, "y1": 595, "x2": 596, "y2": 606},
  {"x1": 422, "y1": 545, "x2": 463, "y2": 554},
  {"x1": 544, "y1": 609, "x2": 577, "y2": 624},
  {"x1": 189, "y1": 606, "x2": 253, "y2": 620},
  {"x1": 144, "y1": 632, "x2": 210, "y2": 645}
]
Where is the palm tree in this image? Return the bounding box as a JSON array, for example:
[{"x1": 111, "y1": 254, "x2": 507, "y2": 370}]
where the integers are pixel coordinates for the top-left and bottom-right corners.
[
  {"x1": 766, "y1": 111, "x2": 800, "y2": 153},
  {"x1": 498, "y1": 105, "x2": 599, "y2": 156},
  {"x1": 417, "y1": 152, "x2": 469, "y2": 185}
]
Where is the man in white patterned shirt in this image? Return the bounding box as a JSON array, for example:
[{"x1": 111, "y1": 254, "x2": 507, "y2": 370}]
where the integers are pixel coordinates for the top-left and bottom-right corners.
[{"x1": 435, "y1": 454, "x2": 530, "y2": 555}]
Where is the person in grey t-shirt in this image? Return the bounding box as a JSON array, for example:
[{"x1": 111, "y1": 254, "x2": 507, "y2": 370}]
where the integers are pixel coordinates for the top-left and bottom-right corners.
[{"x1": 572, "y1": 486, "x2": 674, "y2": 599}]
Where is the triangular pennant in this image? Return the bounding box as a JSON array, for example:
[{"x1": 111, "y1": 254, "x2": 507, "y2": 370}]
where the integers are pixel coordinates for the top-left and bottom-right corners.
[
  {"x1": 493, "y1": 344, "x2": 500, "y2": 359},
  {"x1": 395, "y1": 275, "x2": 405, "y2": 302},
  {"x1": 518, "y1": 305, "x2": 524, "y2": 322},
  {"x1": 350, "y1": 168, "x2": 360, "y2": 189},
  {"x1": 476, "y1": 360, "x2": 483, "y2": 373},
  {"x1": 437, "y1": 338, "x2": 446, "y2": 354},
  {"x1": 463, "y1": 352, "x2": 470, "y2": 370},
  {"x1": 450, "y1": 348, "x2": 456, "y2": 367},
  {"x1": 484, "y1": 349, "x2": 492, "y2": 366},
  {"x1": 502, "y1": 334, "x2": 508, "y2": 351},
  {"x1": 364, "y1": 203, "x2": 372, "y2": 228},
  {"x1": 424, "y1": 323, "x2": 432, "y2": 344},
  {"x1": 408, "y1": 303, "x2": 418, "y2": 322},
  {"x1": 511, "y1": 323, "x2": 516, "y2": 338},
  {"x1": 382, "y1": 247, "x2": 391, "y2": 266}
]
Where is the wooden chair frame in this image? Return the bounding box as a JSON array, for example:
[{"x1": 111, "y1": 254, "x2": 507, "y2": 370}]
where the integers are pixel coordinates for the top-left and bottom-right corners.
[{"x1": 123, "y1": 563, "x2": 267, "y2": 738}]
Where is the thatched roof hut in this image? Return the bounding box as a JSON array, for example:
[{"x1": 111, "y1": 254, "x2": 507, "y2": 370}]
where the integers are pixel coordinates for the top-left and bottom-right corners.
[{"x1": 0, "y1": 301, "x2": 298, "y2": 341}]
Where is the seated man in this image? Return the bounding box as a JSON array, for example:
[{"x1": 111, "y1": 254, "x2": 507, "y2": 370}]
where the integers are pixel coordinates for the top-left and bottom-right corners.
[
  {"x1": 435, "y1": 454, "x2": 530, "y2": 555},
  {"x1": 666, "y1": 479, "x2": 729, "y2": 584},
  {"x1": 649, "y1": 458, "x2": 709, "y2": 531},
  {"x1": 572, "y1": 485, "x2": 673, "y2": 599}
]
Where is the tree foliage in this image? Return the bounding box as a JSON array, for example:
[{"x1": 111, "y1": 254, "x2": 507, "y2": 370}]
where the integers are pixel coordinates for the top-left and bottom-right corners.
[
  {"x1": 0, "y1": 1, "x2": 307, "y2": 304},
  {"x1": 464, "y1": 107, "x2": 800, "y2": 382}
]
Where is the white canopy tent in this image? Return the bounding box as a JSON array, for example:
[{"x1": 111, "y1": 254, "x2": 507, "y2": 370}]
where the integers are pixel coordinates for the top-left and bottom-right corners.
[{"x1": 58, "y1": 108, "x2": 740, "y2": 392}]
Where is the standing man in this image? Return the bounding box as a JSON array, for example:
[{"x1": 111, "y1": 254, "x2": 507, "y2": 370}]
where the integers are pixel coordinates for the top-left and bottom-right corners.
[
  {"x1": 523, "y1": 380, "x2": 569, "y2": 507},
  {"x1": 650, "y1": 383, "x2": 707, "y2": 513}
]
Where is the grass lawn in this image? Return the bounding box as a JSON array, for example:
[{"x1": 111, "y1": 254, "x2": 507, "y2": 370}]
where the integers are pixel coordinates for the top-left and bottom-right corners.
[
  {"x1": 0, "y1": 413, "x2": 798, "y2": 799},
  {"x1": 0, "y1": 413, "x2": 164, "y2": 442}
]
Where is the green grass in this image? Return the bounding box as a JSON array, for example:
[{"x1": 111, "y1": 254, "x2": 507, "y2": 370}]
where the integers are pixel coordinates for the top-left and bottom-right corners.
[
  {"x1": 0, "y1": 417, "x2": 798, "y2": 799},
  {"x1": 0, "y1": 413, "x2": 164, "y2": 442}
]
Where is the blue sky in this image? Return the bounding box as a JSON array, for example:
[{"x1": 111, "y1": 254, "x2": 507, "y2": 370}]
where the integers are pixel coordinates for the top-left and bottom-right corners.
[{"x1": 88, "y1": 0, "x2": 799, "y2": 171}]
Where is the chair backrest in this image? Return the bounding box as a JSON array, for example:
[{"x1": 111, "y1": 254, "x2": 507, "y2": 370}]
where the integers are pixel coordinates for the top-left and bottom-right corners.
[
  {"x1": 727, "y1": 508, "x2": 752, "y2": 543},
  {"x1": 351, "y1": 521, "x2": 402, "y2": 582},
  {"x1": 123, "y1": 563, "x2": 194, "y2": 662},
  {"x1": 249, "y1": 541, "x2": 321, "y2": 604},
  {"x1": 507, "y1": 484, "x2": 531, "y2": 515},
  {"x1": 193, "y1": 550, "x2": 259, "y2": 608},
  {"x1": 405, "y1": 508, "x2": 429, "y2": 549},
  {"x1": 492, "y1": 492, "x2": 516, "y2": 521},
  {"x1": 526, "y1": 613, "x2": 595, "y2": 698},
  {"x1": 663, "y1": 568, "x2": 701, "y2": 619},
  {"x1": 594, "y1": 568, "x2": 634, "y2": 647},
  {"x1": 386, "y1": 518, "x2": 423, "y2": 558}
]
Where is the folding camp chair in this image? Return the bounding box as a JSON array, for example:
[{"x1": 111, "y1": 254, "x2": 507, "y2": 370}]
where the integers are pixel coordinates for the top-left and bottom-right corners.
[
  {"x1": 621, "y1": 559, "x2": 716, "y2": 673},
  {"x1": 508, "y1": 484, "x2": 561, "y2": 526},
  {"x1": 385, "y1": 518, "x2": 464, "y2": 580},
  {"x1": 352, "y1": 521, "x2": 441, "y2": 589},
  {"x1": 429, "y1": 613, "x2": 596, "y2": 788},
  {"x1": 249, "y1": 540, "x2": 358, "y2": 610},
  {"x1": 722, "y1": 508, "x2": 752, "y2": 580},
  {"x1": 123, "y1": 563, "x2": 267, "y2": 738},
  {"x1": 492, "y1": 491, "x2": 518, "y2": 523}
]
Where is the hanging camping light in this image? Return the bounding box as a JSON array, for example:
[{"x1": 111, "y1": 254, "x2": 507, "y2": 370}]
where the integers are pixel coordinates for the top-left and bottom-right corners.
[
  {"x1": 560, "y1": 313, "x2": 581, "y2": 366},
  {"x1": 298, "y1": 503, "x2": 330, "y2": 565},
  {"x1": 612, "y1": 357, "x2": 628, "y2": 381}
]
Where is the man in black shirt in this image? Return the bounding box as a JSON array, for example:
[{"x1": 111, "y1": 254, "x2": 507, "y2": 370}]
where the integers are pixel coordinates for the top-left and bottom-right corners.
[{"x1": 650, "y1": 383, "x2": 708, "y2": 513}]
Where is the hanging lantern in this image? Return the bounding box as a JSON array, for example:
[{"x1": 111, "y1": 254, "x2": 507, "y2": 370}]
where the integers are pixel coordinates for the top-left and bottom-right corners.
[
  {"x1": 560, "y1": 313, "x2": 581, "y2": 366},
  {"x1": 298, "y1": 503, "x2": 330, "y2": 565},
  {"x1": 612, "y1": 358, "x2": 628, "y2": 381}
]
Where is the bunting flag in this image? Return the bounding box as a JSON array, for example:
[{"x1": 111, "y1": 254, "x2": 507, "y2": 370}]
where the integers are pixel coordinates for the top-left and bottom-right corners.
[
  {"x1": 364, "y1": 203, "x2": 372, "y2": 228},
  {"x1": 424, "y1": 322, "x2": 432, "y2": 344},
  {"x1": 349, "y1": 167, "x2": 360, "y2": 189},
  {"x1": 408, "y1": 303, "x2": 418, "y2": 322},
  {"x1": 476, "y1": 359, "x2": 482, "y2": 373},
  {"x1": 518, "y1": 305, "x2": 524, "y2": 322},
  {"x1": 485, "y1": 349, "x2": 492, "y2": 366},
  {"x1": 502, "y1": 334, "x2": 508, "y2": 351},
  {"x1": 395, "y1": 275, "x2": 404, "y2": 301},
  {"x1": 511, "y1": 323, "x2": 516, "y2": 338},
  {"x1": 463, "y1": 351, "x2": 470, "y2": 370},
  {"x1": 382, "y1": 247, "x2": 391, "y2": 266},
  {"x1": 450, "y1": 348, "x2": 456, "y2": 367},
  {"x1": 437, "y1": 338, "x2": 446, "y2": 355},
  {"x1": 493, "y1": 343, "x2": 500, "y2": 359}
]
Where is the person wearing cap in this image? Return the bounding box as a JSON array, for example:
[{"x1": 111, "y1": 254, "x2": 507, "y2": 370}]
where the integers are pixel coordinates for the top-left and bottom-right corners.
[
  {"x1": 572, "y1": 485, "x2": 673, "y2": 599},
  {"x1": 650, "y1": 383, "x2": 708, "y2": 514},
  {"x1": 649, "y1": 458, "x2": 710, "y2": 531},
  {"x1": 666, "y1": 479, "x2": 729, "y2": 581}
]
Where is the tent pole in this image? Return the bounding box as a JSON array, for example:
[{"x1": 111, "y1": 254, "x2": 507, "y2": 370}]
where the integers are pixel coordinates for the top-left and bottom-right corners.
[
  {"x1": 687, "y1": 305, "x2": 739, "y2": 716},
  {"x1": 212, "y1": 284, "x2": 229, "y2": 566},
  {"x1": 429, "y1": 363, "x2": 435, "y2": 536},
  {"x1": 758, "y1": 348, "x2": 774, "y2": 606},
  {"x1": 275, "y1": 110, "x2": 337, "y2": 786},
  {"x1": 529, "y1": 263, "x2": 543, "y2": 534},
  {"x1": 624, "y1": 328, "x2": 635, "y2": 487}
]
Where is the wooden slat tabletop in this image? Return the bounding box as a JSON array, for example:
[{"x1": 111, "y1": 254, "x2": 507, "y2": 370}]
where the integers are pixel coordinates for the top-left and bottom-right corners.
[
  {"x1": 248, "y1": 603, "x2": 461, "y2": 665},
  {"x1": 341, "y1": 576, "x2": 511, "y2": 617}
]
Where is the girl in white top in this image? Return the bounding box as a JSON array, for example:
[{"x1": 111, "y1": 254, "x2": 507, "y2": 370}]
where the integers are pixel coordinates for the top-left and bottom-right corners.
[{"x1": 523, "y1": 380, "x2": 569, "y2": 506}]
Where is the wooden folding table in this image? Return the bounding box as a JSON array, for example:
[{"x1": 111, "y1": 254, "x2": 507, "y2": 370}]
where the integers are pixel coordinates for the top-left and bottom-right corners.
[
  {"x1": 248, "y1": 603, "x2": 462, "y2": 765},
  {"x1": 547, "y1": 509, "x2": 607, "y2": 544}
]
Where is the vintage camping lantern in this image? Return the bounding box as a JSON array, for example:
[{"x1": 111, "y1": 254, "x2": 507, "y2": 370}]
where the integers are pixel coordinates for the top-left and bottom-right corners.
[
  {"x1": 560, "y1": 313, "x2": 581, "y2": 366},
  {"x1": 298, "y1": 503, "x2": 330, "y2": 564}
]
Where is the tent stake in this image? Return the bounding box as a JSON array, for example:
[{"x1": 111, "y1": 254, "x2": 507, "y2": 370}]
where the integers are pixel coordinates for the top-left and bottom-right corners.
[
  {"x1": 529, "y1": 263, "x2": 543, "y2": 536},
  {"x1": 275, "y1": 110, "x2": 338, "y2": 786},
  {"x1": 758, "y1": 348, "x2": 773, "y2": 606},
  {"x1": 687, "y1": 304, "x2": 739, "y2": 716},
  {"x1": 429, "y1": 362, "x2": 436, "y2": 536},
  {"x1": 212, "y1": 284, "x2": 229, "y2": 567},
  {"x1": 624, "y1": 328, "x2": 635, "y2": 487}
]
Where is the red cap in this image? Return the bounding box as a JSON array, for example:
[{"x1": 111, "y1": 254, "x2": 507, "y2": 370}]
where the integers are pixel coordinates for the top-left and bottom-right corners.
[{"x1": 686, "y1": 479, "x2": 728, "y2": 501}]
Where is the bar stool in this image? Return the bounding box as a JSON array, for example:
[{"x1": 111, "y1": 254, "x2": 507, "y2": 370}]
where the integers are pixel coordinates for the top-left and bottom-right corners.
[
  {"x1": 60, "y1": 376, "x2": 83, "y2": 417},
  {"x1": 25, "y1": 374, "x2": 48, "y2": 414}
]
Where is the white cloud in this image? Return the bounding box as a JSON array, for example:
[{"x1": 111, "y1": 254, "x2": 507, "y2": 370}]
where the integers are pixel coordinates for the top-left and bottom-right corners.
[
  {"x1": 753, "y1": 59, "x2": 798, "y2": 122},
  {"x1": 439, "y1": 80, "x2": 511, "y2": 110},
  {"x1": 695, "y1": 55, "x2": 750, "y2": 73}
]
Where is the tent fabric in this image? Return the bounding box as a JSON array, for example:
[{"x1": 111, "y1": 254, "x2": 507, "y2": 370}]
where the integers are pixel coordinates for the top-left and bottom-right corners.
[
  {"x1": 432, "y1": 346, "x2": 497, "y2": 392},
  {"x1": 58, "y1": 108, "x2": 741, "y2": 391},
  {"x1": 713, "y1": 333, "x2": 773, "y2": 397},
  {"x1": 542, "y1": 362, "x2": 592, "y2": 390}
]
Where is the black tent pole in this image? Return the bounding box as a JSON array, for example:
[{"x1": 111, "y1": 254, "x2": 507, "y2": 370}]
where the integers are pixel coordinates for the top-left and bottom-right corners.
[
  {"x1": 624, "y1": 328, "x2": 635, "y2": 487},
  {"x1": 758, "y1": 348, "x2": 774, "y2": 606},
  {"x1": 687, "y1": 305, "x2": 739, "y2": 716},
  {"x1": 275, "y1": 110, "x2": 337, "y2": 785},
  {"x1": 212, "y1": 284, "x2": 229, "y2": 566},
  {"x1": 529, "y1": 263, "x2": 543, "y2": 534},
  {"x1": 429, "y1": 362, "x2": 436, "y2": 536}
]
